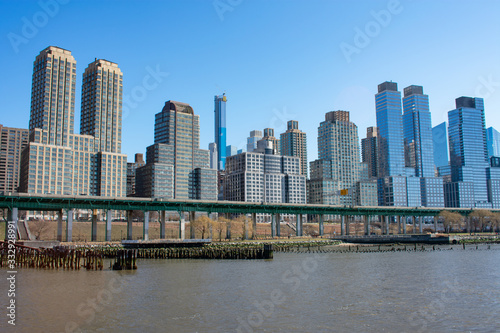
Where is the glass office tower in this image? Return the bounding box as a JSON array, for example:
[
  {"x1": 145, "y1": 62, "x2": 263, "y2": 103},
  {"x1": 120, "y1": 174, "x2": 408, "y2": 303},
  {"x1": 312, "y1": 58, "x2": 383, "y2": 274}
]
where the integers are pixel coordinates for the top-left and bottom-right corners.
[
  {"x1": 375, "y1": 81, "x2": 405, "y2": 177},
  {"x1": 432, "y1": 122, "x2": 449, "y2": 168},
  {"x1": 214, "y1": 93, "x2": 227, "y2": 170},
  {"x1": 402, "y1": 85, "x2": 434, "y2": 177},
  {"x1": 448, "y1": 97, "x2": 490, "y2": 207},
  {"x1": 487, "y1": 127, "x2": 500, "y2": 158}
]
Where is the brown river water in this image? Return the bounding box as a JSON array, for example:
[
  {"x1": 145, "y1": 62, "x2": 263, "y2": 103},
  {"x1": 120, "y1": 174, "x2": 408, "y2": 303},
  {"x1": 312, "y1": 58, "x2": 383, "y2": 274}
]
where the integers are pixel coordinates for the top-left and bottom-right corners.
[{"x1": 1, "y1": 244, "x2": 499, "y2": 332}]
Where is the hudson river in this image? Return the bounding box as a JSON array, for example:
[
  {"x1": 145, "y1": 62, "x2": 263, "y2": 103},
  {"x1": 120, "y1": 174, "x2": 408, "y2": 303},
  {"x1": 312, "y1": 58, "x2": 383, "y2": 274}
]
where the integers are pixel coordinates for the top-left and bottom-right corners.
[{"x1": 2, "y1": 245, "x2": 500, "y2": 332}]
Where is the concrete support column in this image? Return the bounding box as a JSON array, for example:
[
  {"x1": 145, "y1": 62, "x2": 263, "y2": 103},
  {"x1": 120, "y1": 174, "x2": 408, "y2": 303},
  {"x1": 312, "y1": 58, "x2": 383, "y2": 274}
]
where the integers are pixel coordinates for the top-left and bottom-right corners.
[
  {"x1": 6, "y1": 207, "x2": 18, "y2": 241},
  {"x1": 397, "y1": 216, "x2": 401, "y2": 235},
  {"x1": 66, "y1": 209, "x2": 74, "y2": 242},
  {"x1": 412, "y1": 216, "x2": 416, "y2": 234},
  {"x1": 385, "y1": 216, "x2": 390, "y2": 235},
  {"x1": 345, "y1": 215, "x2": 350, "y2": 235},
  {"x1": 251, "y1": 212, "x2": 257, "y2": 239},
  {"x1": 419, "y1": 216, "x2": 423, "y2": 234},
  {"x1": 127, "y1": 210, "x2": 133, "y2": 240},
  {"x1": 144, "y1": 211, "x2": 149, "y2": 241},
  {"x1": 160, "y1": 211, "x2": 166, "y2": 239},
  {"x1": 244, "y1": 217, "x2": 249, "y2": 240},
  {"x1": 275, "y1": 213, "x2": 280, "y2": 237},
  {"x1": 319, "y1": 215, "x2": 324, "y2": 236},
  {"x1": 190, "y1": 211, "x2": 196, "y2": 239},
  {"x1": 341, "y1": 215, "x2": 345, "y2": 236},
  {"x1": 296, "y1": 214, "x2": 303, "y2": 237},
  {"x1": 434, "y1": 215, "x2": 438, "y2": 233},
  {"x1": 179, "y1": 211, "x2": 185, "y2": 240},
  {"x1": 403, "y1": 216, "x2": 407, "y2": 234},
  {"x1": 105, "y1": 210, "x2": 112, "y2": 242},
  {"x1": 91, "y1": 209, "x2": 98, "y2": 242},
  {"x1": 57, "y1": 209, "x2": 63, "y2": 242},
  {"x1": 364, "y1": 215, "x2": 369, "y2": 235},
  {"x1": 271, "y1": 214, "x2": 276, "y2": 238}
]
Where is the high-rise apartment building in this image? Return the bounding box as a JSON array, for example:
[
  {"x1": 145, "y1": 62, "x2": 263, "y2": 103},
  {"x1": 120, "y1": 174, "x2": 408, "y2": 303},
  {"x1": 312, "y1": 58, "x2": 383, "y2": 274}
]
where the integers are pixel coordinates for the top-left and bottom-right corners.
[
  {"x1": 309, "y1": 111, "x2": 361, "y2": 206},
  {"x1": 361, "y1": 126, "x2": 379, "y2": 179},
  {"x1": 402, "y1": 85, "x2": 434, "y2": 177},
  {"x1": 214, "y1": 93, "x2": 227, "y2": 170},
  {"x1": 224, "y1": 152, "x2": 305, "y2": 204},
  {"x1": 81, "y1": 59, "x2": 123, "y2": 153},
  {"x1": 0, "y1": 126, "x2": 29, "y2": 193},
  {"x1": 446, "y1": 97, "x2": 491, "y2": 207},
  {"x1": 432, "y1": 122, "x2": 449, "y2": 168},
  {"x1": 126, "y1": 153, "x2": 145, "y2": 197},
  {"x1": 256, "y1": 128, "x2": 280, "y2": 155},
  {"x1": 280, "y1": 120, "x2": 307, "y2": 177},
  {"x1": 487, "y1": 127, "x2": 500, "y2": 158},
  {"x1": 28, "y1": 46, "x2": 76, "y2": 147},
  {"x1": 375, "y1": 81, "x2": 405, "y2": 177},
  {"x1": 20, "y1": 46, "x2": 126, "y2": 197},
  {"x1": 136, "y1": 101, "x2": 217, "y2": 200}
]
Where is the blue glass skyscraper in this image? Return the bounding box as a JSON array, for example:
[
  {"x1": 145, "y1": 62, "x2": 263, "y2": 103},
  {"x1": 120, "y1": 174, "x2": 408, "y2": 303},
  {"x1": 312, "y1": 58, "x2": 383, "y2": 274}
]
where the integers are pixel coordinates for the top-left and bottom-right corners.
[
  {"x1": 402, "y1": 85, "x2": 434, "y2": 177},
  {"x1": 432, "y1": 122, "x2": 449, "y2": 168},
  {"x1": 448, "y1": 97, "x2": 490, "y2": 207},
  {"x1": 486, "y1": 127, "x2": 500, "y2": 158},
  {"x1": 375, "y1": 81, "x2": 405, "y2": 177},
  {"x1": 214, "y1": 93, "x2": 227, "y2": 170}
]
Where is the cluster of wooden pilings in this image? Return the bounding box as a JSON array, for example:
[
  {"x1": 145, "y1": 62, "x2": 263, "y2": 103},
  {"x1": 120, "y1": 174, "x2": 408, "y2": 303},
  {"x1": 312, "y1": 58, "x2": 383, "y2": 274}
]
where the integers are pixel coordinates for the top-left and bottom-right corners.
[
  {"x1": 273, "y1": 243, "x2": 497, "y2": 253},
  {"x1": 112, "y1": 250, "x2": 137, "y2": 270},
  {"x1": 0, "y1": 242, "x2": 104, "y2": 270},
  {"x1": 132, "y1": 244, "x2": 274, "y2": 259}
]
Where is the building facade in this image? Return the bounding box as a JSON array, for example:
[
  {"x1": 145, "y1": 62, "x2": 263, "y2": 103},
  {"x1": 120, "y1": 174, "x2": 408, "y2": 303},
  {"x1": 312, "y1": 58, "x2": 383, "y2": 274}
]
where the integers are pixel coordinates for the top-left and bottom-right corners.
[
  {"x1": 136, "y1": 101, "x2": 217, "y2": 200},
  {"x1": 247, "y1": 130, "x2": 263, "y2": 153},
  {"x1": 402, "y1": 85, "x2": 434, "y2": 178},
  {"x1": 20, "y1": 47, "x2": 127, "y2": 197},
  {"x1": 280, "y1": 120, "x2": 308, "y2": 178},
  {"x1": 0, "y1": 126, "x2": 29, "y2": 193},
  {"x1": 309, "y1": 111, "x2": 362, "y2": 206},
  {"x1": 361, "y1": 126, "x2": 379, "y2": 179},
  {"x1": 214, "y1": 94, "x2": 227, "y2": 170},
  {"x1": 126, "y1": 153, "x2": 145, "y2": 197},
  {"x1": 224, "y1": 151, "x2": 306, "y2": 205},
  {"x1": 487, "y1": 127, "x2": 500, "y2": 158},
  {"x1": 432, "y1": 122, "x2": 449, "y2": 168}
]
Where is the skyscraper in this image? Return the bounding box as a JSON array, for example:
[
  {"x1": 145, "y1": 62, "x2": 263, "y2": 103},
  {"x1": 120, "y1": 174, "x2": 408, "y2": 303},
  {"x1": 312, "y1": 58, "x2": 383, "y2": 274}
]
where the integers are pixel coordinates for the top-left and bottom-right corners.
[
  {"x1": 402, "y1": 85, "x2": 434, "y2": 177},
  {"x1": 432, "y1": 122, "x2": 449, "y2": 168},
  {"x1": 280, "y1": 120, "x2": 308, "y2": 177},
  {"x1": 28, "y1": 46, "x2": 76, "y2": 147},
  {"x1": 137, "y1": 101, "x2": 217, "y2": 200},
  {"x1": 361, "y1": 126, "x2": 379, "y2": 179},
  {"x1": 309, "y1": 111, "x2": 361, "y2": 206},
  {"x1": 247, "y1": 130, "x2": 263, "y2": 152},
  {"x1": 0, "y1": 125, "x2": 29, "y2": 192},
  {"x1": 81, "y1": 59, "x2": 123, "y2": 153},
  {"x1": 375, "y1": 81, "x2": 405, "y2": 177},
  {"x1": 214, "y1": 93, "x2": 227, "y2": 170},
  {"x1": 256, "y1": 128, "x2": 280, "y2": 155},
  {"x1": 447, "y1": 97, "x2": 490, "y2": 207},
  {"x1": 20, "y1": 46, "x2": 126, "y2": 197},
  {"x1": 487, "y1": 127, "x2": 500, "y2": 158},
  {"x1": 209, "y1": 142, "x2": 218, "y2": 169}
]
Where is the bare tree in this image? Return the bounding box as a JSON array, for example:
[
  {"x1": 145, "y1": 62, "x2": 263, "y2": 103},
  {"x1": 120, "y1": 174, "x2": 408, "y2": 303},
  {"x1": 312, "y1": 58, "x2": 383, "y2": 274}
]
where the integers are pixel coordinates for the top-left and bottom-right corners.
[
  {"x1": 31, "y1": 219, "x2": 50, "y2": 240},
  {"x1": 490, "y1": 213, "x2": 500, "y2": 233},
  {"x1": 439, "y1": 211, "x2": 464, "y2": 233},
  {"x1": 469, "y1": 210, "x2": 492, "y2": 234},
  {"x1": 191, "y1": 216, "x2": 212, "y2": 239}
]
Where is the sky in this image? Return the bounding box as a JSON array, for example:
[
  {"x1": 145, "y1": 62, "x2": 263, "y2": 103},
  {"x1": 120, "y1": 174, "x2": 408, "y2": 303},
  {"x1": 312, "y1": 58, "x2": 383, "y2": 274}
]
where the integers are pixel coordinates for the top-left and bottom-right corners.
[{"x1": 1, "y1": 0, "x2": 500, "y2": 166}]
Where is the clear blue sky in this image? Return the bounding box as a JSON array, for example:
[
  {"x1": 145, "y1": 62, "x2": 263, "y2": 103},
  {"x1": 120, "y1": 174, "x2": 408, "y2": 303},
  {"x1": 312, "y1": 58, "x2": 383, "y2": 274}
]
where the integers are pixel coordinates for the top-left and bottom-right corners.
[{"x1": 1, "y1": 0, "x2": 500, "y2": 165}]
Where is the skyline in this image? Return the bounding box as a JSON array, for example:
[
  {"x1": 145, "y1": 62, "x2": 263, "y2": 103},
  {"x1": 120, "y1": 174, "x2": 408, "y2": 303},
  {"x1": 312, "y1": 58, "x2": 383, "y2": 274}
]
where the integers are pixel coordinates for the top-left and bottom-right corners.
[{"x1": 1, "y1": 0, "x2": 500, "y2": 165}]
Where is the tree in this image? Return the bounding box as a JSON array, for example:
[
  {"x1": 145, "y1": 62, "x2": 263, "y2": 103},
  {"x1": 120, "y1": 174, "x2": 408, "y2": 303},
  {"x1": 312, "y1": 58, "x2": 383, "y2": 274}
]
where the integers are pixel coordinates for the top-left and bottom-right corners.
[
  {"x1": 191, "y1": 216, "x2": 212, "y2": 239},
  {"x1": 490, "y1": 213, "x2": 500, "y2": 233},
  {"x1": 439, "y1": 211, "x2": 464, "y2": 233},
  {"x1": 31, "y1": 219, "x2": 50, "y2": 240},
  {"x1": 234, "y1": 215, "x2": 253, "y2": 240},
  {"x1": 468, "y1": 210, "x2": 492, "y2": 234},
  {"x1": 211, "y1": 218, "x2": 227, "y2": 241}
]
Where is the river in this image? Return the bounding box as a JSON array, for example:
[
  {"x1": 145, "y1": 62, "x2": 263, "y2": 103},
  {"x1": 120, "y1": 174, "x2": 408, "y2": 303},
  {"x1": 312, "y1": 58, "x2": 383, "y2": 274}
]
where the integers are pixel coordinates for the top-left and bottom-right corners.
[{"x1": 1, "y1": 245, "x2": 500, "y2": 332}]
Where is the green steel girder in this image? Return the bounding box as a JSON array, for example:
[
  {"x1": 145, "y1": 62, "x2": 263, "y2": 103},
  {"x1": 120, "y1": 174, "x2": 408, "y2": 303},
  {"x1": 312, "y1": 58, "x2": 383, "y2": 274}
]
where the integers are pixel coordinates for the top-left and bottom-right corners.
[{"x1": 0, "y1": 194, "x2": 496, "y2": 217}]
